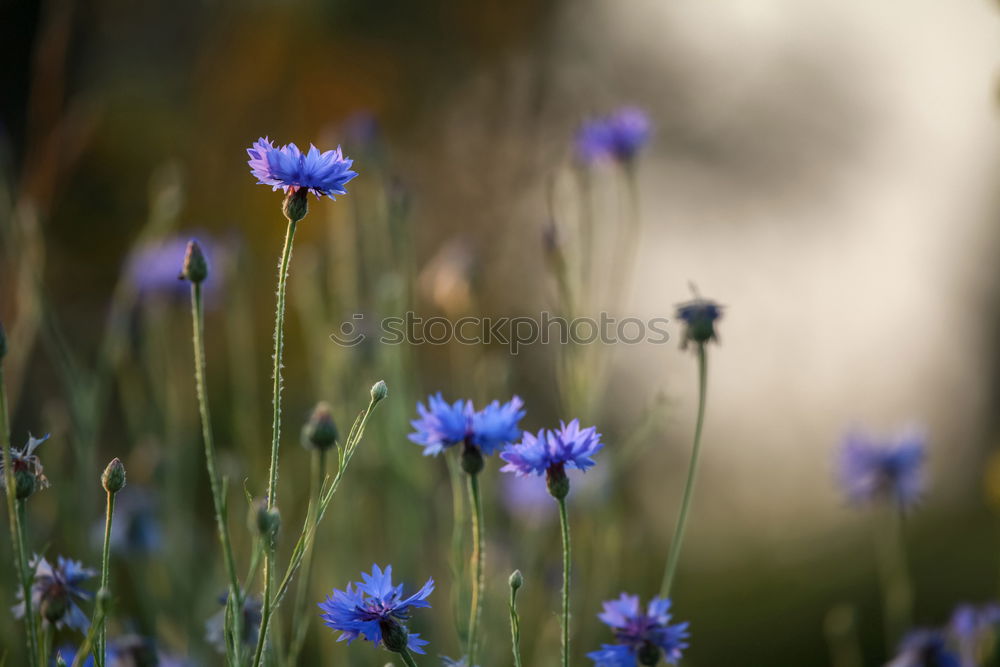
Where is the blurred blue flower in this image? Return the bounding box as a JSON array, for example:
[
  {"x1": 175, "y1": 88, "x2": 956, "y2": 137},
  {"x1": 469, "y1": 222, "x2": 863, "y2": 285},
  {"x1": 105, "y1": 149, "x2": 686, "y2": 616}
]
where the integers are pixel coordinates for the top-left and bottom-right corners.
[
  {"x1": 0, "y1": 433, "x2": 49, "y2": 498},
  {"x1": 409, "y1": 394, "x2": 524, "y2": 456},
  {"x1": 206, "y1": 593, "x2": 262, "y2": 653},
  {"x1": 247, "y1": 137, "x2": 357, "y2": 199},
  {"x1": 124, "y1": 234, "x2": 222, "y2": 300},
  {"x1": 675, "y1": 297, "x2": 723, "y2": 349},
  {"x1": 575, "y1": 107, "x2": 651, "y2": 165},
  {"x1": 14, "y1": 555, "x2": 95, "y2": 632},
  {"x1": 500, "y1": 419, "x2": 603, "y2": 478},
  {"x1": 837, "y1": 428, "x2": 926, "y2": 509},
  {"x1": 318, "y1": 564, "x2": 433, "y2": 654},
  {"x1": 90, "y1": 486, "x2": 162, "y2": 556},
  {"x1": 888, "y1": 630, "x2": 961, "y2": 667},
  {"x1": 441, "y1": 656, "x2": 478, "y2": 667},
  {"x1": 949, "y1": 602, "x2": 1000, "y2": 665},
  {"x1": 56, "y1": 636, "x2": 190, "y2": 667},
  {"x1": 587, "y1": 594, "x2": 689, "y2": 666},
  {"x1": 501, "y1": 465, "x2": 608, "y2": 524}
]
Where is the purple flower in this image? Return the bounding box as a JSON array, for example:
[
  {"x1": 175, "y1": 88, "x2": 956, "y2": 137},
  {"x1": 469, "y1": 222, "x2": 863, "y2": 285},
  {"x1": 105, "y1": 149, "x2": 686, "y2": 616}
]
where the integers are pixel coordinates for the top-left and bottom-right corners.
[
  {"x1": 441, "y1": 656, "x2": 478, "y2": 667},
  {"x1": 409, "y1": 394, "x2": 524, "y2": 457},
  {"x1": 0, "y1": 433, "x2": 50, "y2": 499},
  {"x1": 587, "y1": 594, "x2": 689, "y2": 666},
  {"x1": 124, "y1": 234, "x2": 224, "y2": 300},
  {"x1": 888, "y1": 630, "x2": 961, "y2": 667},
  {"x1": 57, "y1": 636, "x2": 190, "y2": 667},
  {"x1": 500, "y1": 420, "x2": 603, "y2": 478},
  {"x1": 247, "y1": 137, "x2": 357, "y2": 199},
  {"x1": 837, "y1": 428, "x2": 926, "y2": 509},
  {"x1": 90, "y1": 486, "x2": 162, "y2": 556},
  {"x1": 318, "y1": 564, "x2": 434, "y2": 655},
  {"x1": 575, "y1": 107, "x2": 651, "y2": 165},
  {"x1": 949, "y1": 602, "x2": 1000, "y2": 665},
  {"x1": 14, "y1": 555, "x2": 95, "y2": 632}
]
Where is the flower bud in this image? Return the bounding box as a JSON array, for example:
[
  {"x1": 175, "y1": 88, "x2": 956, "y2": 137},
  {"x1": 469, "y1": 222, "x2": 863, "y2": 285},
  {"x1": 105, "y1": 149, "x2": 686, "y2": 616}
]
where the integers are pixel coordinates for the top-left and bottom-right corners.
[
  {"x1": 0, "y1": 321, "x2": 7, "y2": 360},
  {"x1": 379, "y1": 619, "x2": 410, "y2": 653},
  {"x1": 102, "y1": 457, "x2": 127, "y2": 494},
  {"x1": 15, "y1": 469, "x2": 36, "y2": 500},
  {"x1": 370, "y1": 380, "x2": 388, "y2": 404},
  {"x1": 546, "y1": 464, "x2": 570, "y2": 501},
  {"x1": 303, "y1": 402, "x2": 339, "y2": 451},
  {"x1": 40, "y1": 589, "x2": 69, "y2": 624},
  {"x1": 180, "y1": 240, "x2": 209, "y2": 284},
  {"x1": 509, "y1": 569, "x2": 523, "y2": 592},
  {"x1": 253, "y1": 501, "x2": 281, "y2": 545},
  {"x1": 461, "y1": 442, "x2": 484, "y2": 476},
  {"x1": 282, "y1": 188, "x2": 309, "y2": 224},
  {"x1": 637, "y1": 641, "x2": 662, "y2": 666}
]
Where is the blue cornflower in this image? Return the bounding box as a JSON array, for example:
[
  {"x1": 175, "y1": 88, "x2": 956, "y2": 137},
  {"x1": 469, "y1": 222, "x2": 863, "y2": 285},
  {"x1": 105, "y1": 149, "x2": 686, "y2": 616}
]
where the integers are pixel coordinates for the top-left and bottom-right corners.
[
  {"x1": 675, "y1": 298, "x2": 723, "y2": 350},
  {"x1": 500, "y1": 420, "x2": 603, "y2": 499},
  {"x1": 888, "y1": 630, "x2": 961, "y2": 667},
  {"x1": 837, "y1": 428, "x2": 926, "y2": 509},
  {"x1": 587, "y1": 594, "x2": 689, "y2": 666},
  {"x1": 441, "y1": 656, "x2": 478, "y2": 667},
  {"x1": 0, "y1": 432, "x2": 49, "y2": 499},
  {"x1": 409, "y1": 394, "x2": 525, "y2": 457},
  {"x1": 57, "y1": 636, "x2": 189, "y2": 667},
  {"x1": 575, "y1": 107, "x2": 651, "y2": 165},
  {"x1": 318, "y1": 564, "x2": 434, "y2": 655},
  {"x1": 14, "y1": 555, "x2": 95, "y2": 632},
  {"x1": 247, "y1": 137, "x2": 357, "y2": 199}
]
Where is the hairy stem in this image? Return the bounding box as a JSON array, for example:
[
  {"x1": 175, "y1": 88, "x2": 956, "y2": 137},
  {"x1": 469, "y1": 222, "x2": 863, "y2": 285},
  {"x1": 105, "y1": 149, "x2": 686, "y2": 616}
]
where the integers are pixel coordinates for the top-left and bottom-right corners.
[
  {"x1": 467, "y1": 473, "x2": 485, "y2": 665},
  {"x1": 558, "y1": 498, "x2": 571, "y2": 667}
]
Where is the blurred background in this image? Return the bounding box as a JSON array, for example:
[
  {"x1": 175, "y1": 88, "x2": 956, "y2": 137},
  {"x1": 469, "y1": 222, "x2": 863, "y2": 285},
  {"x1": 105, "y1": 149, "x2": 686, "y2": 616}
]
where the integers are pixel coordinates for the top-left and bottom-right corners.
[{"x1": 2, "y1": 0, "x2": 1000, "y2": 664}]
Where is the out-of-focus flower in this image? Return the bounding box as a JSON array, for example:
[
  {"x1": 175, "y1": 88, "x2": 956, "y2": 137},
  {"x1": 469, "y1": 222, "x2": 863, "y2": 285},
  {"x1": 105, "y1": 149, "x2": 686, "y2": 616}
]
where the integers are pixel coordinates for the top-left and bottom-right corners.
[
  {"x1": 56, "y1": 636, "x2": 190, "y2": 667},
  {"x1": 587, "y1": 594, "x2": 689, "y2": 666},
  {"x1": 246, "y1": 137, "x2": 357, "y2": 200},
  {"x1": 501, "y1": 465, "x2": 608, "y2": 524},
  {"x1": 675, "y1": 298, "x2": 723, "y2": 350},
  {"x1": 90, "y1": 486, "x2": 162, "y2": 556},
  {"x1": 575, "y1": 107, "x2": 651, "y2": 166},
  {"x1": 206, "y1": 593, "x2": 262, "y2": 653},
  {"x1": 887, "y1": 630, "x2": 961, "y2": 667},
  {"x1": 440, "y1": 656, "x2": 478, "y2": 667},
  {"x1": 302, "y1": 401, "x2": 339, "y2": 451},
  {"x1": 14, "y1": 555, "x2": 95, "y2": 632},
  {"x1": 949, "y1": 602, "x2": 1000, "y2": 665},
  {"x1": 1, "y1": 433, "x2": 49, "y2": 499},
  {"x1": 837, "y1": 428, "x2": 926, "y2": 510},
  {"x1": 409, "y1": 394, "x2": 524, "y2": 457},
  {"x1": 124, "y1": 234, "x2": 222, "y2": 300},
  {"x1": 318, "y1": 564, "x2": 434, "y2": 655}
]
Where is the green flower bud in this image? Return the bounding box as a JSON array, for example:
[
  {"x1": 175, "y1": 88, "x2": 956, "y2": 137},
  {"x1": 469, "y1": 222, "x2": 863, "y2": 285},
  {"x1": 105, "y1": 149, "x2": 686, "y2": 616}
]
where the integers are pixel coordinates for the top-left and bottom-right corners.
[
  {"x1": 102, "y1": 457, "x2": 127, "y2": 494},
  {"x1": 509, "y1": 569, "x2": 523, "y2": 591},
  {"x1": 41, "y1": 590, "x2": 69, "y2": 624},
  {"x1": 637, "y1": 642, "x2": 662, "y2": 666},
  {"x1": 303, "y1": 402, "x2": 339, "y2": 451},
  {"x1": 546, "y1": 464, "x2": 570, "y2": 501},
  {"x1": 14, "y1": 469, "x2": 36, "y2": 500},
  {"x1": 461, "y1": 442, "x2": 484, "y2": 476},
  {"x1": 370, "y1": 380, "x2": 388, "y2": 404},
  {"x1": 379, "y1": 619, "x2": 410, "y2": 653},
  {"x1": 180, "y1": 240, "x2": 209, "y2": 284},
  {"x1": 253, "y1": 501, "x2": 281, "y2": 545},
  {"x1": 282, "y1": 188, "x2": 309, "y2": 224}
]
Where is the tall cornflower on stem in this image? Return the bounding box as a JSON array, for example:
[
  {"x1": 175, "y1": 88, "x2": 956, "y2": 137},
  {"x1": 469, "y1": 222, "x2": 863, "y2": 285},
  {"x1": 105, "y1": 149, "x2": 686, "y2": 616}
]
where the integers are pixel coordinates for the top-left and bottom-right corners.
[
  {"x1": 837, "y1": 426, "x2": 925, "y2": 653},
  {"x1": 97, "y1": 458, "x2": 125, "y2": 665},
  {"x1": 501, "y1": 419, "x2": 604, "y2": 667},
  {"x1": 661, "y1": 294, "x2": 723, "y2": 598},
  {"x1": 181, "y1": 239, "x2": 245, "y2": 662},
  {"x1": 246, "y1": 137, "x2": 357, "y2": 666},
  {"x1": 410, "y1": 394, "x2": 524, "y2": 664}
]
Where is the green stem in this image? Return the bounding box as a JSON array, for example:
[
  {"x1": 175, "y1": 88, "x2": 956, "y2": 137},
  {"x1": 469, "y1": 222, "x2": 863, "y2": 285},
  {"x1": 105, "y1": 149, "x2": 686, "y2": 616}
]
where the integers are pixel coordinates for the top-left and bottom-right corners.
[
  {"x1": 286, "y1": 448, "x2": 327, "y2": 665},
  {"x1": 875, "y1": 506, "x2": 913, "y2": 655},
  {"x1": 254, "y1": 218, "x2": 298, "y2": 667},
  {"x1": 467, "y1": 473, "x2": 485, "y2": 665},
  {"x1": 445, "y1": 453, "x2": 469, "y2": 646},
  {"x1": 661, "y1": 343, "x2": 708, "y2": 598},
  {"x1": 509, "y1": 576, "x2": 522, "y2": 667},
  {"x1": 71, "y1": 593, "x2": 107, "y2": 667},
  {"x1": 190, "y1": 282, "x2": 243, "y2": 662},
  {"x1": 558, "y1": 497, "x2": 571, "y2": 667},
  {"x1": 397, "y1": 647, "x2": 420, "y2": 667},
  {"x1": 2, "y1": 365, "x2": 38, "y2": 667},
  {"x1": 15, "y1": 499, "x2": 39, "y2": 667},
  {"x1": 97, "y1": 491, "x2": 115, "y2": 667}
]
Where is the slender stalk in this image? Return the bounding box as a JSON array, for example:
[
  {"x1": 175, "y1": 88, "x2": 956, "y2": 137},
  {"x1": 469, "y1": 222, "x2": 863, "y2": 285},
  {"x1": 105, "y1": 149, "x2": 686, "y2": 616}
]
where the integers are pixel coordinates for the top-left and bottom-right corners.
[
  {"x1": 397, "y1": 647, "x2": 420, "y2": 667},
  {"x1": 558, "y1": 498, "x2": 571, "y2": 667},
  {"x1": 445, "y1": 453, "x2": 469, "y2": 646},
  {"x1": 661, "y1": 343, "x2": 709, "y2": 597},
  {"x1": 2, "y1": 365, "x2": 38, "y2": 667},
  {"x1": 97, "y1": 491, "x2": 115, "y2": 666},
  {"x1": 286, "y1": 448, "x2": 327, "y2": 665},
  {"x1": 509, "y1": 576, "x2": 522, "y2": 667},
  {"x1": 15, "y1": 499, "x2": 39, "y2": 667},
  {"x1": 190, "y1": 281, "x2": 243, "y2": 662},
  {"x1": 875, "y1": 506, "x2": 913, "y2": 655},
  {"x1": 467, "y1": 473, "x2": 485, "y2": 665},
  {"x1": 40, "y1": 623, "x2": 52, "y2": 667},
  {"x1": 71, "y1": 593, "x2": 107, "y2": 667},
  {"x1": 254, "y1": 218, "x2": 298, "y2": 667}
]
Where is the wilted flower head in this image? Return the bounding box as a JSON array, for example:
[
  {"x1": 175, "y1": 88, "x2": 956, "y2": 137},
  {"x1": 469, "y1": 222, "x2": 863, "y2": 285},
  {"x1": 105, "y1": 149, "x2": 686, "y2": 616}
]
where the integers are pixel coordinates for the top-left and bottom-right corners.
[
  {"x1": 318, "y1": 564, "x2": 434, "y2": 655},
  {"x1": 675, "y1": 297, "x2": 723, "y2": 350},
  {"x1": 206, "y1": 593, "x2": 262, "y2": 652},
  {"x1": 14, "y1": 555, "x2": 95, "y2": 632},
  {"x1": 409, "y1": 394, "x2": 524, "y2": 457},
  {"x1": 1, "y1": 433, "x2": 50, "y2": 499},
  {"x1": 575, "y1": 107, "x2": 652, "y2": 165},
  {"x1": 500, "y1": 420, "x2": 603, "y2": 500},
  {"x1": 837, "y1": 428, "x2": 926, "y2": 510},
  {"x1": 247, "y1": 137, "x2": 357, "y2": 200},
  {"x1": 887, "y1": 630, "x2": 961, "y2": 667},
  {"x1": 588, "y1": 594, "x2": 689, "y2": 666}
]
